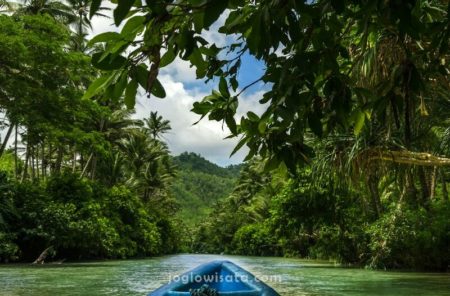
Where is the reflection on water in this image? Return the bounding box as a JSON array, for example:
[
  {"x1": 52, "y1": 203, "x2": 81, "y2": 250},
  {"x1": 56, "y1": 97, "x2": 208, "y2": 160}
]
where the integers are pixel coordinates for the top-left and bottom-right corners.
[{"x1": 0, "y1": 254, "x2": 449, "y2": 296}]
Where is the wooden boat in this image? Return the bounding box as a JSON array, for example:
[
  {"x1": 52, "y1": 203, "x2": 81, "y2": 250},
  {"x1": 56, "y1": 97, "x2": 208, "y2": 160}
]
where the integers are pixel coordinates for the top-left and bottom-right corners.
[{"x1": 148, "y1": 260, "x2": 280, "y2": 296}]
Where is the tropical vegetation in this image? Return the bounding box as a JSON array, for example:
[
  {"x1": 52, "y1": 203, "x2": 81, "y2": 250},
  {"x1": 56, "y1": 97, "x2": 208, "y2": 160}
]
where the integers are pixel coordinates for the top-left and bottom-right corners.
[
  {"x1": 172, "y1": 152, "x2": 241, "y2": 226},
  {"x1": 0, "y1": 2, "x2": 179, "y2": 262},
  {"x1": 0, "y1": 0, "x2": 449, "y2": 271}
]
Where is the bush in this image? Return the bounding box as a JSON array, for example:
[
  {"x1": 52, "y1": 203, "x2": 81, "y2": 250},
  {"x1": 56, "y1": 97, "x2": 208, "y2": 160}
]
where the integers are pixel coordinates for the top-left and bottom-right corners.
[
  {"x1": 232, "y1": 223, "x2": 277, "y2": 256},
  {"x1": 106, "y1": 185, "x2": 162, "y2": 257},
  {"x1": 0, "y1": 232, "x2": 19, "y2": 262},
  {"x1": 367, "y1": 202, "x2": 450, "y2": 270},
  {"x1": 0, "y1": 172, "x2": 176, "y2": 261}
]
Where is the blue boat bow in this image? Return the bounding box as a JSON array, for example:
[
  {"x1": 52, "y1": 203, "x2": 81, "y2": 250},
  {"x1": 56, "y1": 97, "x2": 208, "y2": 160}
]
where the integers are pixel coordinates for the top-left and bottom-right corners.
[{"x1": 148, "y1": 260, "x2": 280, "y2": 296}]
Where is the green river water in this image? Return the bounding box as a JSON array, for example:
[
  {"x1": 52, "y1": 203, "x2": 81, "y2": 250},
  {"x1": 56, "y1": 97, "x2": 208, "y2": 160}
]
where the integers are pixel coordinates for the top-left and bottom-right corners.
[{"x1": 0, "y1": 254, "x2": 448, "y2": 296}]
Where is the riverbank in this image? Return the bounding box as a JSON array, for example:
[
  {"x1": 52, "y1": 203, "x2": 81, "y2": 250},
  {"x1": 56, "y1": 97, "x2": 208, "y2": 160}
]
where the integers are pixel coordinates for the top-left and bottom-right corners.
[{"x1": 1, "y1": 254, "x2": 449, "y2": 295}]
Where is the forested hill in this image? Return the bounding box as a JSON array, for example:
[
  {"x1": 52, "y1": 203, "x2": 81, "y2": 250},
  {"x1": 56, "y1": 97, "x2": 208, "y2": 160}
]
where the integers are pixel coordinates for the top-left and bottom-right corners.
[
  {"x1": 173, "y1": 152, "x2": 242, "y2": 178},
  {"x1": 171, "y1": 152, "x2": 242, "y2": 226}
]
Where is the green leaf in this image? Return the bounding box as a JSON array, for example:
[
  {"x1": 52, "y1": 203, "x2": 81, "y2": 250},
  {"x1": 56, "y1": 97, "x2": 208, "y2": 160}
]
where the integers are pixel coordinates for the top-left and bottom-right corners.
[
  {"x1": 114, "y1": 0, "x2": 135, "y2": 26},
  {"x1": 203, "y1": 0, "x2": 228, "y2": 29},
  {"x1": 354, "y1": 111, "x2": 365, "y2": 135},
  {"x1": 247, "y1": 12, "x2": 262, "y2": 56},
  {"x1": 113, "y1": 72, "x2": 128, "y2": 100},
  {"x1": 132, "y1": 65, "x2": 165, "y2": 98},
  {"x1": 219, "y1": 77, "x2": 230, "y2": 98},
  {"x1": 150, "y1": 78, "x2": 166, "y2": 98},
  {"x1": 92, "y1": 52, "x2": 127, "y2": 70},
  {"x1": 103, "y1": 40, "x2": 128, "y2": 57},
  {"x1": 264, "y1": 156, "x2": 281, "y2": 171},
  {"x1": 121, "y1": 15, "x2": 145, "y2": 40},
  {"x1": 209, "y1": 108, "x2": 226, "y2": 121},
  {"x1": 124, "y1": 80, "x2": 138, "y2": 109},
  {"x1": 160, "y1": 49, "x2": 176, "y2": 68},
  {"x1": 82, "y1": 75, "x2": 111, "y2": 100},
  {"x1": 230, "y1": 77, "x2": 238, "y2": 91},
  {"x1": 188, "y1": 48, "x2": 206, "y2": 76},
  {"x1": 90, "y1": 0, "x2": 102, "y2": 19},
  {"x1": 192, "y1": 12, "x2": 204, "y2": 33},
  {"x1": 247, "y1": 112, "x2": 260, "y2": 122},
  {"x1": 225, "y1": 114, "x2": 237, "y2": 134},
  {"x1": 230, "y1": 136, "x2": 248, "y2": 156},
  {"x1": 135, "y1": 64, "x2": 149, "y2": 89},
  {"x1": 192, "y1": 0, "x2": 229, "y2": 32},
  {"x1": 258, "y1": 119, "x2": 267, "y2": 134},
  {"x1": 88, "y1": 32, "x2": 122, "y2": 46},
  {"x1": 192, "y1": 101, "x2": 213, "y2": 115}
]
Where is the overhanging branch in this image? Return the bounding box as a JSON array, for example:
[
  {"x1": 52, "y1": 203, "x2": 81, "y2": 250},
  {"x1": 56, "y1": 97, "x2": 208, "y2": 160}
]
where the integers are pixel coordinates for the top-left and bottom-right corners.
[{"x1": 362, "y1": 148, "x2": 450, "y2": 166}]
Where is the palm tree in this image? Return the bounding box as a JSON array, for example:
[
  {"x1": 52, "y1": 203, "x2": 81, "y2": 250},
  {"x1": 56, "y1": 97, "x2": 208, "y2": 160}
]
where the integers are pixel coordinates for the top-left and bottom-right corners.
[
  {"x1": 66, "y1": 0, "x2": 109, "y2": 52},
  {"x1": 119, "y1": 133, "x2": 175, "y2": 201},
  {"x1": 308, "y1": 0, "x2": 450, "y2": 211},
  {"x1": 143, "y1": 111, "x2": 171, "y2": 139},
  {"x1": 96, "y1": 150, "x2": 125, "y2": 186},
  {"x1": 67, "y1": 0, "x2": 108, "y2": 33},
  {"x1": 103, "y1": 109, "x2": 142, "y2": 144},
  {"x1": 0, "y1": 0, "x2": 14, "y2": 12},
  {"x1": 8, "y1": 0, "x2": 75, "y2": 23}
]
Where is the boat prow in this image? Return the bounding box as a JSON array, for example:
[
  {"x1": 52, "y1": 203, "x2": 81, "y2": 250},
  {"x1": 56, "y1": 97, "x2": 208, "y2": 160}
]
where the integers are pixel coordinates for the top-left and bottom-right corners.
[{"x1": 148, "y1": 260, "x2": 280, "y2": 296}]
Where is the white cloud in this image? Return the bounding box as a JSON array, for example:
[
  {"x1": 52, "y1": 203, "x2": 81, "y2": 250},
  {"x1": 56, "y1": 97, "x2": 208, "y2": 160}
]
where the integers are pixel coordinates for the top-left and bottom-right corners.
[
  {"x1": 133, "y1": 74, "x2": 266, "y2": 166},
  {"x1": 160, "y1": 59, "x2": 199, "y2": 84},
  {"x1": 87, "y1": 7, "x2": 267, "y2": 166}
]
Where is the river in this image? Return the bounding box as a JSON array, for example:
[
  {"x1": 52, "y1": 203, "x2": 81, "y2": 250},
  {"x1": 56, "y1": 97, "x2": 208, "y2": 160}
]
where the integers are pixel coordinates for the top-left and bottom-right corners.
[{"x1": 0, "y1": 254, "x2": 448, "y2": 295}]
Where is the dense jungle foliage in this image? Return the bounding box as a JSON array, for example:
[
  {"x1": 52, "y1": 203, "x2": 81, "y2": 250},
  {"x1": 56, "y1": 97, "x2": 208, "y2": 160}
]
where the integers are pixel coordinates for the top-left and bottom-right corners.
[
  {"x1": 1, "y1": 0, "x2": 449, "y2": 272},
  {"x1": 192, "y1": 159, "x2": 449, "y2": 270},
  {"x1": 82, "y1": 0, "x2": 448, "y2": 270},
  {"x1": 0, "y1": 6, "x2": 180, "y2": 262},
  {"x1": 172, "y1": 152, "x2": 241, "y2": 226}
]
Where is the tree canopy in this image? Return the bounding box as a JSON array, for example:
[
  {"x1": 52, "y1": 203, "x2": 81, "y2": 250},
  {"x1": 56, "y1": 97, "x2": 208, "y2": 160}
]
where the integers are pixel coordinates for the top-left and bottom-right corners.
[
  {"x1": 0, "y1": 8, "x2": 180, "y2": 262},
  {"x1": 86, "y1": 0, "x2": 449, "y2": 171}
]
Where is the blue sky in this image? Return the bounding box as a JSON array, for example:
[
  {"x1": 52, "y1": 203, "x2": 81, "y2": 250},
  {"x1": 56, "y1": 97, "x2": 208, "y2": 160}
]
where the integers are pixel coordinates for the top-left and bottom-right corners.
[{"x1": 90, "y1": 11, "x2": 268, "y2": 167}]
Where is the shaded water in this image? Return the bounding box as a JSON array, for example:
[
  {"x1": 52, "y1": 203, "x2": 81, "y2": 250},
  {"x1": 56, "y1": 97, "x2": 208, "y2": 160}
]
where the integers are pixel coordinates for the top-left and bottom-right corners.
[{"x1": 0, "y1": 254, "x2": 448, "y2": 295}]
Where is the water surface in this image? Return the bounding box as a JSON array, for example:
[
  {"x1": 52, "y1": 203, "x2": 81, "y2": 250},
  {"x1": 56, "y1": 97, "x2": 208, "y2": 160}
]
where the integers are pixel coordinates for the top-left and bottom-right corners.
[{"x1": 0, "y1": 254, "x2": 448, "y2": 295}]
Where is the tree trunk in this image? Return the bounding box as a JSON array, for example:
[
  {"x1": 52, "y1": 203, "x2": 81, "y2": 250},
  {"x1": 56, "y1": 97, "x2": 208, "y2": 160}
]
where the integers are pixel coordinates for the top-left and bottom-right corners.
[
  {"x1": 54, "y1": 146, "x2": 63, "y2": 174},
  {"x1": 80, "y1": 153, "x2": 84, "y2": 172},
  {"x1": 404, "y1": 171, "x2": 418, "y2": 205},
  {"x1": 83, "y1": 119, "x2": 104, "y2": 180},
  {"x1": 31, "y1": 146, "x2": 36, "y2": 180},
  {"x1": 48, "y1": 142, "x2": 53, "y2": 173},
  {"x1": 441, "y1": 170, "x2": 448, "y2": 201},
  {"x1": 0, "y1": 123, "x2": 14, "y2": 157},
  {"x1": 21, "y1": 145, "x2": 30, "y2": 182},
  {"x1": 41, "y1": 141, "x2": 46, "y2": 179},
  {"x1": 14, "y1": 125, "x2": 18, "y2": 179},
  {"x1": 32, "y1": 246, "x2": 53, "y2": 264},
  {"x1": 403, "y1": 61, "x2": 413, "y2": 149},
  {"x1": 72, "y1": 146, "x2": 77, "y2": 173},
  {"x1": 368, "y1": 173, "x2": 382, "y2": 218},
  {"x1": 36, "y1": 145, "x2": 40, "y2": 180},
  {"x1": 418, "y1": 167, "x2": 430, "y2": 204},
  {"x1": 80, "y1": 152, "x2": 94, "y2": 178},
  {"x1": 430, "y1": 166, "x2": 437, "y2": 199},
  {"x1": 90, "y1": 154, "x2": 97, "y2": 180}
]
